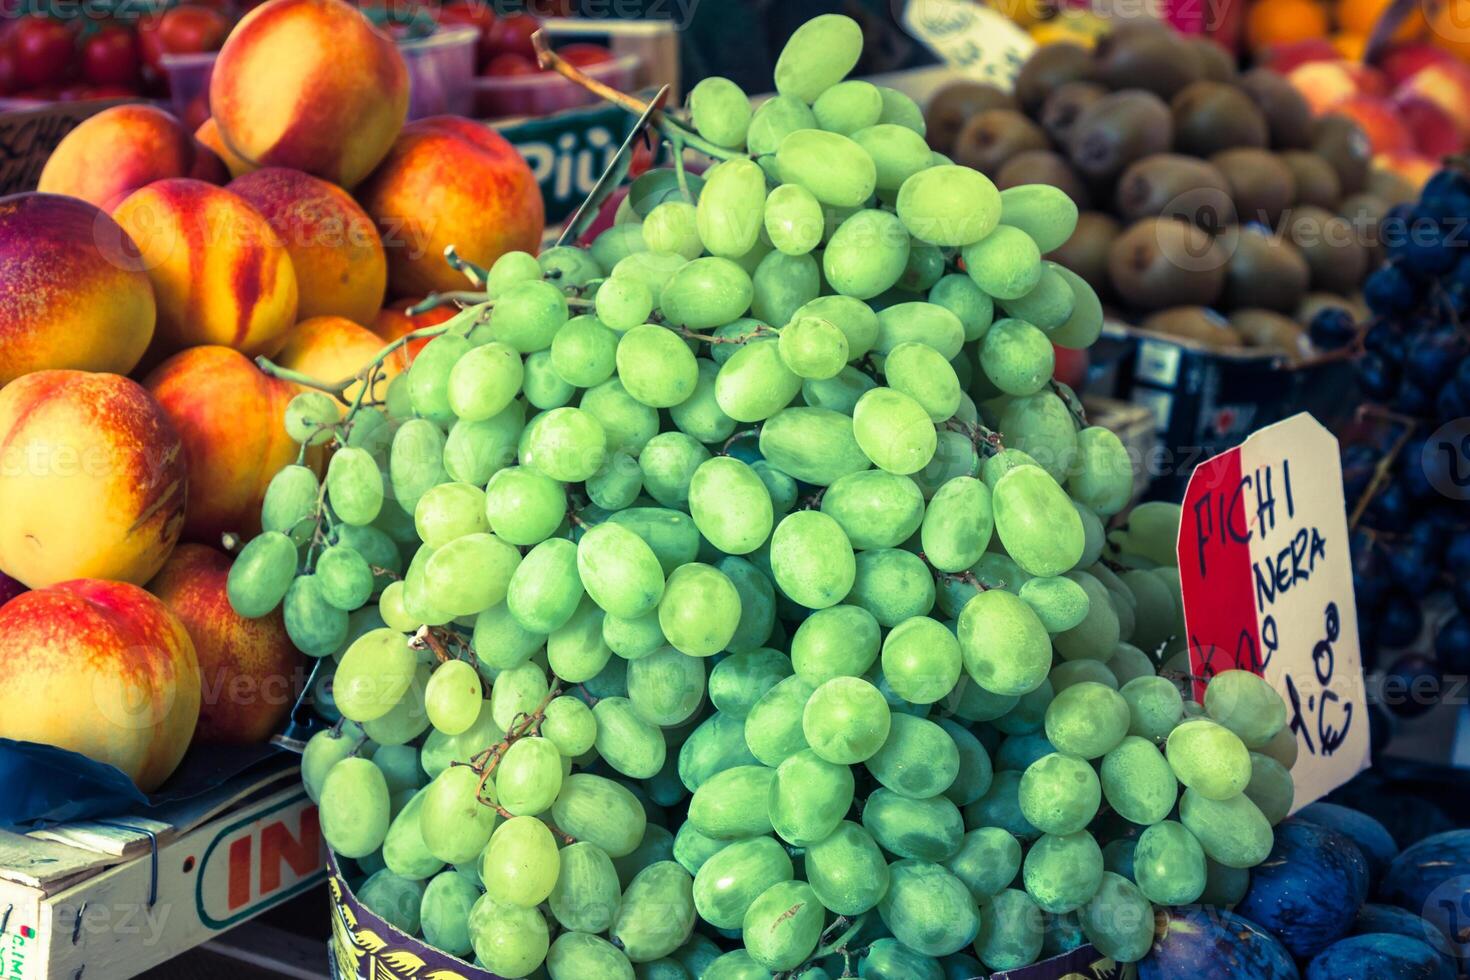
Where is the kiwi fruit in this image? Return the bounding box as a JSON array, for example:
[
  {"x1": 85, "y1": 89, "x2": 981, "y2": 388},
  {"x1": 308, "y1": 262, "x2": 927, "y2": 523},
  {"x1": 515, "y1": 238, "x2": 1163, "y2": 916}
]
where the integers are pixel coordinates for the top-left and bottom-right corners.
[
  {"x1": 1280, "y1": 151, "x2": 1342, "y2": 209},
  {"x1": 1115, "y1": 154, "x2": 1237, "y2": 232},
  {"x1": 1091, "y1": 27, "x2": 1204, "y2": 99},
  {"x1": 1108, "y1": 217, "x2": 1227, "y2": 311},
  {"x1": 1142, "y1": 306, "x2": 1240, "y2": 348},
  {"x1": 1171, "y1": 81, "x2": 1269, "y2": 157},
  {"x1": 1217, "y1": 226, "x2": 1310, "y2": 313},
  {"x1": 1186, "y1": 36, "x2": 1237, "y2": 83},
  {"x1": 1229, "y1": 309, "x2": 1307, "y2": 358},
  {"x1": 1282, "y1": 204, "x2": 1370, "y2": 295},
  {"x1": 1068, "y1": 91, "x2": 1174, "y2": 182},
  {"x1": 1040, "y1": 81, "x2": 1108, "y2": 146},
  {"x1": 952, "y1": 108, "x2": 1050, "y2": 177},
  {"x1": 1047, "y1": 210, "x2": 1120, "y2": 295},
  {"x1": 1015, "y1": 43, "x2": 1097, "y2": 114},
  {"x1": 1237, "y1": 68, "x2": 1313, "y2": 150},
  {"x1": 1209, "y1": 148, "x2": 1297, "y2": 226},
  {"x1": 996, "y1": 150, "x2": 1092, "y2": 208},
  {"x1": 1366, "y1": 167, "x2": 1419, "y2": 206},
  {"x1": 1338, "y1": 192, "x2": 1392, "y2": 264},
  {"x1": 1310, "y1": 114, "x2": 1371, "y2": 195},
  {"x1": 924, "y1": 82, "x2": 1019, "y2": 154}
]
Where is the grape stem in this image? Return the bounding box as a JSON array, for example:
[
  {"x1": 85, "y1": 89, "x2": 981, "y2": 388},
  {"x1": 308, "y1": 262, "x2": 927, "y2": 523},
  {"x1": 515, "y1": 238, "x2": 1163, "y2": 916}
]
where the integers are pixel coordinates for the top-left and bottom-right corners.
[
  {"x1": 468, "y1": 685, "x2": 564, "y2": 810},
  {"x1": 776, "y1": 914, "x2": 867, "y2": 979},
  {"x1": 1346, "y1": 406, "x2": 1419, "y2": 530},
  {"x1": 674, "y1": 323, "x2": 775, "y2": 344},
  {"x1": 255, "y1": 321, "x2": 458, "y2": 404},
  {"x1": 943, "y1": 417, "x2": 1005, "y2": 456},
  {"x1": 444, "y1": 245, "x2": 488, "y2": 288}
]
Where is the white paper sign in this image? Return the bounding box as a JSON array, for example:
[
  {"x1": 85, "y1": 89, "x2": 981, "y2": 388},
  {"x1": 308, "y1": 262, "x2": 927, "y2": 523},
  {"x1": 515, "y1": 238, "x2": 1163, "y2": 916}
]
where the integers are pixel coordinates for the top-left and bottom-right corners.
[
  {"x1": 902, "y1": 0, "x2": 1038, "y2": 91},
  {"x1": 1175, "y1": 413, "x2": 1370, "y2": 812}
]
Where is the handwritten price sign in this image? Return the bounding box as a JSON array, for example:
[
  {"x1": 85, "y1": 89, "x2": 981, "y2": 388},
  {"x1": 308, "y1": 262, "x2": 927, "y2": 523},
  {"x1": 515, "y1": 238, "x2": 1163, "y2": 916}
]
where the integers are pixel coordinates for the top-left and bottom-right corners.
[
  {"x1": 1176, "y1": 413, "x2": 1369, "y2": 811},
  {"x1": 902, "y1": 0, "x2": 1037, "y2": 91}
]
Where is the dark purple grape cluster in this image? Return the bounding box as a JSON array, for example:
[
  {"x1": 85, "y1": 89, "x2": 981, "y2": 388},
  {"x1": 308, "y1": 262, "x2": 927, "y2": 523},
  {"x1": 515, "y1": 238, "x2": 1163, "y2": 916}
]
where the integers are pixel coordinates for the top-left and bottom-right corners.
[{"x1": 1335, "y1": 168, "x2": 1470, "y2": 719}]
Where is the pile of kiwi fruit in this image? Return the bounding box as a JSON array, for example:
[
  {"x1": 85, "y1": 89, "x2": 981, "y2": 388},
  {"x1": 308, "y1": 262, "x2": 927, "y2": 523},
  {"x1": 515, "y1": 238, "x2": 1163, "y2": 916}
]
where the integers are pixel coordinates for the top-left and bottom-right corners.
[{"x1": 925, "y1": 20, "x2": 1418, "y2": 360}]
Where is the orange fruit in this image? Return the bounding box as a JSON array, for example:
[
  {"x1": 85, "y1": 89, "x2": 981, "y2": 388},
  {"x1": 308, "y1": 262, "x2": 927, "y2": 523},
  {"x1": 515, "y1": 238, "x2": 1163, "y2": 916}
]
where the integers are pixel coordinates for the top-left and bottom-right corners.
[
  {"x1": 1339, "y1": 0, "x2": 1425, "y2": 42},
  {"x1": 1247, "y1": 0, "x2": 1332, "y2": 51},
  {"x1": 1332, "y1": 32, "x2": 1369, "y2": 59}
]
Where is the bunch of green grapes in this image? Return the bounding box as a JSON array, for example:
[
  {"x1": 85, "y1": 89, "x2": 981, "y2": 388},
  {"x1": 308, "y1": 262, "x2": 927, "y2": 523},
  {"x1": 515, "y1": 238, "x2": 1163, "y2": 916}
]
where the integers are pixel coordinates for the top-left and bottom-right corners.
[{"x1": 232, "y1": 13, "x2": 1299, "y2": 978}]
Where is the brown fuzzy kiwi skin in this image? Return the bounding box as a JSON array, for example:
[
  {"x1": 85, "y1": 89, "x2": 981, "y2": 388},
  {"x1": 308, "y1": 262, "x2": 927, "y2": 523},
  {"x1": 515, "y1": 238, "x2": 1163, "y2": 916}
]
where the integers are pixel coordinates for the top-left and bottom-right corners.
[
  {"x1": 1337, "y1": 192, "x2": 1392, "y2": 266},
  {"x1": 1281, "y1": 204, "x2": 1370, "y2": 296},
  {"x1": 1170, "y1": 81, "x2": 1269, "y2": 157},
  {"x1": 1047, "y1": 211, "x2": 1120, "y2": 296},
  {"x1": 1040, "y1": 81, "x2": 1109, "y2": 147},
  {"x1": 1237, "y1": 68, "x2": 1313, "y2": 150},
  {"x1": 1091, "y1": 27, "x2": 1205, "y2": 100},
  {"x1": 924, "y1": 82, "x2": 1019, "y2": 155},
  {"x1": 1209, "y1": 148, "x2": 1297, "y2": 227},
  {"x1": 1217, "y1": 226, "x2": 1311, "y2": 314},
  {"x1": 1229, "y1": 308, "x2": 1308, "y2": 358},
  {"x1": 1114, "y1": 153, "x2": 1238, "y2": 232},
  {"x1": 1108, "y1": 217, "x2": 1227, "y2": 312},
  {"x1": 996, "y1": 150, "x2": 1092, "y2": 209},
  {"x1": 1310, "y1": 114, "x2": 1372, "y2": 196},
  {"x1": 1186, "y1": 36, "x2": 1237, "y2": 83},
  {"x1": 1015, "y1": 43, "x2": 1097, "y2": 115},
  {"x1": 952, "y1": 108, "x2": 1050, "y2": 177},
  {"x1": 1068, "y1": 91, "x2": 1175, "y2": 183},
  {"x1": 1280, "y1": 151, "x2": 1342, "y2": 209},
  {"x1": 1142, "y1": 306, "x2": 1241, "y2": 348}
]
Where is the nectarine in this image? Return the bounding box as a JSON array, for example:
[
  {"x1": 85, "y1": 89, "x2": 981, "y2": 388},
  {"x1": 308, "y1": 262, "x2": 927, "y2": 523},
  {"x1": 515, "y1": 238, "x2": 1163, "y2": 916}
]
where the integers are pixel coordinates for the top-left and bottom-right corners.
[{"x1": 274, "y1": 315, "x2": 407, "y2": 403}]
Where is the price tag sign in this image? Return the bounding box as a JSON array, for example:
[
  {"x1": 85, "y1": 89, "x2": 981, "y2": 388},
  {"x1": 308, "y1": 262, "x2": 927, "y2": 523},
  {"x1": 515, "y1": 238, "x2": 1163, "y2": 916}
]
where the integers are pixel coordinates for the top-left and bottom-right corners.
[
  {"x1": 1176, "y1": 413, "x2": 1369, "y2": 811},
  {"x1": 902, "y1": 0, "x2": 1037, "y2": 91}
]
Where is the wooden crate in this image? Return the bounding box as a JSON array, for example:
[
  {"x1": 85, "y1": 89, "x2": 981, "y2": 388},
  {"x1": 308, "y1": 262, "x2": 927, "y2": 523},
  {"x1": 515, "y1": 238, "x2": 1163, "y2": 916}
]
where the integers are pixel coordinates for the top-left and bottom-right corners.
[{"x1": 0, "y1": 757, "x2": 323, "y2": 980}]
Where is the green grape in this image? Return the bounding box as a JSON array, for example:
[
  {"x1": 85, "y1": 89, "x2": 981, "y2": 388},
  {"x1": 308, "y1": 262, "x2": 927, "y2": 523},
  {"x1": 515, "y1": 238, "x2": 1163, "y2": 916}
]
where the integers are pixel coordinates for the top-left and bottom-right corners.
[
  {"x1": 770, "y1": 510, "x2": 856, "y2": 609},
  {"x1": 661, "y1": 257, "x2": 758, "y2": 331},
  {"x1": 802, "y1": 365, "x2": 876, "y2": 415},
  {"x1": 773, "y1": 12, "x2": 861, "y2": 101},
  {"x1": 964, "y1": 769, "x2": 1039, "y2": 841},
  {"x1": 752, "y1": 251, "x2": 820, "y2": 326},
  {"x1": 901, "y1": 242, "x2": 946, "y2": 292},
  {"x1": 548, "y1": 840, "x2": 622, "y2": 934},
  {"x1": 261, "y1": 464, "x2": 318, "y2": 539},
  {"x1": 852, "y1": 387, "x2": 937, "y2": 476},
  {"x1": 606, "y1": 507, "x2": 701, "y2": 574},
  {"x1": 448, "y1": 340, "x2": 522, "y2": 421},
  {"x1": 791, "y1": 604, "x2": 880, "y2": 684},
  {"x1": 389, "y1": 419, "x2": 449, "y2": 516},
  {"x1": 878, "y1": 860, "x2": 980, "y2": 957},
  {"x1": 998, "y1": 267, "x2": 1075, "y2": 331},
  {"x1": 776, "y1": 129, "x2": 877, "y2": 208},
  {"x1": 496, "y1": 736, "x2": 563, "y2": 816},
  {"x1": 424, "y1": 659, "x2": 482, "y2": 736},
  {"x1": 714, "y1": 338, "x2": 802, "y2": 422},
  {"x1": 868, "y1": 714, "x2": 961, "y2": 799},
  {"x1": 522, "y1": 350, "x2": 574, "y2": 409},
  {"x1": 1078, "y1": 872, "x2": 1152, "y2": 964},
  {"x1": 883, "y1": 342, "x2": 959, "y2": 422},
  {"x1": 490, "y1": 661, "x2": 549, "y2": 731},
  {"x1": 627, "y1": 645, "x2": 707, "y2": 725},
  {"x1": 334, "y1": 628, "x2": 416, "y2": 722},
  {"x1": 881, "y1": 616, "x2": 962, "y2": 705},
  {"x1": 345, "y1": 405, "x2": 390, "y2": 453},
  {"x1": 656, "y1": 562, "x2": 741, "y2": 656},
  {"x1": 468, "y1": 894, "x2": 549, "y2": 978},
  {"x1": 472, "y1": 602, "x2": 545, "y2": 671},
  {"x1": 764, "y1": 183, "x2": 823, "y2": 256},
  {"x1": 616, "y1": 325, "x2": 699, "y2": 408},
  {"x1": 580, "y1": 380, "x2": 660, "y2": 455},
  {"x1": 302, "y1": 723, "x2": 364, "y2": 803},
  {"x1": 962, "y1": 226, "x2": 1042, "y2": 301},
  {"x1": 1099, "y1": 735, "x2": 1177, "y2": 825},
  {"x1": 978, "y1": 319, "x2": 1054, "y2": 397},
  {"x1": 695, "y1": 158, "x2": 766, "y2": 259},
  {"x1": 326, "y1": 448, "x2": 383, "y2": 526},
  {"x1": 1119, "y1": 675, "x2": 1184, "y2": 742},
  {"x1": 823, "y1": 208, "x2": 909, "y2": 299},
  {"x1": 1048, "y1": 266, "x2": 1104, "y2": 350},
  {"x1": 1166, "y1": 719, "x2": 1252, "y2": 800},
  {"x1": 1022, "y1": 831, "x2": 1103, "y2": 914},
  {"x1": 686, "y1": 763, "x2": 775, "y2": 838},
  {"x1": 547, "y1": 598, "x2": 613, "y2": 683},
  {"x1": 613, "y1": 251, "x2": 688, "y2": 306},
  {"x1": 523, "y1": 406, "x2": 606, "y2": 482},
  {"x1": 1017, "y1": 575, "x2": 1090, "y2": 633},
  {"x1": 637, "y1": 433, "x2": 707, "y2": 510},
  {"x1": 284, "y1": 391, "x2": 339, "y2": 445},
  {"x1": 547, "y1": 932, "x2": 634, "y2": 980},
  {"x1": 747, "y1": 94, "x2": 818, "y2": 156},
  {"x1": 935, "y1": 719, "x2": 992, "y2": 806},
  {"x1": 666, "y1": 359, "x2": 733, "y2": 443},
  {"x1": 1132, "y1": 819, "x2": 1207, "y2": 905},
  {"x1": 357, "y1": 871, "x2": 425, "y2": 934},
  {"x1": 744, "y1": 674, "x2": 816, "y2": 766},
  {"x1": 956, "y1": 589, "x2": 1051, "y2": 697},
  {"x1": 946, "y1": 827, "x2": 1022, "y2": 900},
  {"x1": 802, "y1": 676, "x2": 890, "y2": 764},
  {"x1": 484, "y1": 466, "x2": 566, "y2": 546},
  {"x1": 999, "y1": 184, "x2": 1079, "y2": 253},
  {"x1": 863, "y1": 788, "x2": 964, "y2": 861},
  {"x1": 361, "y1": 661, "x2": 430, "y2": 745},
  {"x1": 690, "y1": 76, "x2": 753, "y2": 148},
  {"x1": 422, "y1": 532, "x2": 519, "y2": 616},
  {"x1": 486, "y1": 249, "x2": 543, "y2": 297},
  {"x1": 372, "y1": 744, "x2": 424, "y2": 800},
  {"x1": 759, "y1": 407, "x2": 871, "y2": 486},
  {"x1": 408, "y1": 334, "x2": 470, "y2": 425},
  {"x1": 506, "y1": 538, "x2": 582, "y2": 634},
  {"x1": 711, "y1": 647, "x2": 789, "y2": 720},
  {"x1": 1178, "y1": 789, "x2": 1274, "y2": 868},
  {"x1": 641, "y1": 202, "x2": 705, "y2": 261},
  {"x1": 1052, "y1": 572, "x2": 1121, "y2": 661},
  {"x1": 1050, "y1": 659, "x2": 1118, "y2": 692},
  {"x1": 384, "y1": 372, "x2": 412, "y2": 420},
  {"x1": 896, "y1": 165, "x2": 1000, "y2": 247},
  {"x1": 704, "y1": 951, "x2": 769, "y2": 980},
  {"x1": 773, "y1": 316, "x2": 844, "y2": 380},
  {"x1": 803, "y1": 820, "x2": 888, "y2": 915},
  {"x1": 812, "y1": 79, "x2": 882, "y2": 134},
  {"x1": 921, "y1": 476, "x2": 993, "y2": 572},
  {"x1": 282, "y1": 574, "x2": 346, "y2": 656},
  {"x1": 764, "y1": 748, "x2": 852, "y2": 846},
  {"x1": 820, "y1": 470, "x2": 922, "y2": 548},
  {"x1": 1200, "y1": 858, "x2": 1251, "y2": 907},
  {"x1": 540, "y1": 244, "x2": 603, "y2": 287},
  {"x1": 1018, "y1": 753, "x2": 1100, "y2": 835},
  {"x1": 420, "y1": 870, "x2": 480, "y2": 957},
  {"x1": 320, "y1": 756, "x2": 390, "y2": 858},
  {"x1": 678, "y1": 711, "x2": 758, "y2": 792},
  {"x1": 611, "y1": 862, "x2": 696, "y2": 963},
  {"x1": 552, "y1": 774, "x2": 647, "y2": 858},
  {"x1": 692, "y1": 836, "x2": 794, "y2": 929},
  {"x1": 853, "y1": 123, "x2": 932, "y2": 192},
  {"x1": 603, "y1": 607, "x2": 665, "y2": 660},
  {"x1": 743, "y1": 880, "x2": 823, "y2": 971},
  {"x1": 874, "y1": 302, "x2": 966, "y2": 360},
  {"x1": 593, "y1": 697, "x2": 667, "y2": 779},
  {"x1": 227, "y1": 530, "x2": 298, "y2": 617},
  {"x1": 992, "y1": 466, "x2": 1084, "y2": 577},
  {"x1": 596, "y1": 277, "x2": 655, "y2": 331},
  {"x1": 488, "y1": 278, "x2": 570, "y2": 353},
  {"x1": 1044, "y1": 682, "x2": 1130, "y2": 759},
  {"x1": 383, "y1": 788, "x2": 445, "y2": 879},
  {"x1": 537, "y1": 696, "x2": 593, "y2": 757},
  {"x1": 414, "y1": 481, "x2": 487, "y2": 548},
  {"x1": 313, "y1": 546, "x2": 373, "y2": 612},
  {"x1": 1067, "y1": 426, "x2": 1133, "y2": 517},
  {"x1": 481, "y1": 814, "x2": 560, "y2": 907},
  {"x1": 1106, "y1": 643, "x2": 1154, "y2": 686},
  {"x1": 686, "y1": 457, "x2": 773, "y2": 556},
  {"x1": 794, "y1": 295, "x2": 880, "y2": 358},
  {"x1": 587, "y1": 452, "x2": 644, "y2": 510},
  {"x1": 929, "y1": 274, "x2": 994, "y2": 342},
  {"x1": 443, "y1": 402, "x2": 523, "y2": 486},
  {"x1": 1204, "y1": 669, "x2": 1288, "y2": 747},
  {"x1": 1244, "y1": 751, "x2": 1294, "y2": 824}
]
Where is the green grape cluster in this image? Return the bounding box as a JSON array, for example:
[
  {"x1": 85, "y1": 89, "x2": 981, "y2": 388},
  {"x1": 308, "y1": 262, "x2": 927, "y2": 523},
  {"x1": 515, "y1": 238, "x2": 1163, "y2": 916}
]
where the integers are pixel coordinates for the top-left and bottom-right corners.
[{"x1": 241, "y1": 14, "x2": 1298, "y2": 978}]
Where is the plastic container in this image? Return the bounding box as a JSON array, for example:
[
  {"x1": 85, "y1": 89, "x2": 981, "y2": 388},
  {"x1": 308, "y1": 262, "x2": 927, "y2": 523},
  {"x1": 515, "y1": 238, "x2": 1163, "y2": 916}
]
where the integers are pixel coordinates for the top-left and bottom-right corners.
[
  {"x1": 468, "y1": 53, "x2": 638, "y2": 120},
  {"x1": 160, "y1": 26, "x2": 477, "y2": 130}
]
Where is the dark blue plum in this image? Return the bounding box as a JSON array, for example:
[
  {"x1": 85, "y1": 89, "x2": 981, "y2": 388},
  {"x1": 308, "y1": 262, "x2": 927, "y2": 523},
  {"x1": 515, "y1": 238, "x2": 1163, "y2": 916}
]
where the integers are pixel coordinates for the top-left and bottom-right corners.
[
  {"x1": 1435, "y1": 614, "x2": 1470, "y2": 676},
  {"x1": 1407, "y1": 328, "x2": 1469, "y2": 390},
  {"x1": 1138, "y1": 907, "x2": 1297, "y2": 980},
  {"x1": 1380, "y1": 829, "x2": 1470, "y2": 962},
  {"x1": 1383, "y1": 654, "x2": 1441, "y2": 719},
  {"x1": 1365, "y1": 482, "x2": 1411, "y2": 532},
  {"x1": 1396, "y1": 382, "x2": 1435, "y2": 417},
  {"x1": 1306, "y1": 933, "x2": 1455, "y2": 980},
  {"x1": 1365, "y1": 262, "x2": 1420, "y2": 316},
  {"x1": 1421, "y1": 170, "x2": 1470, "y2": 217},
  {"x1": 1352, "y1": 904, "x2": 1459, "y2": 969},
  {"x1": 1379, "y1": 592, "x2": 1425, "y2": 647},
  {"x1": 1297, "y1": 803, "x2": 1399, "y2": 884},
  {"x1": 1309, "y1": 308, "x2": 1358, "y2": 350},
  {"x1": 1357, "y1": 352, "x2": 1401, "y2": 403},
  {"x1": 1387, "y1": 543, "x2": 1439, "y2": 593},
  {"x1": 1402, "y1": 222, "x2": 1459, "y2": 277},
  {"x1": 1236, "y1": 818, "x2": 1370, "y2": 959}
]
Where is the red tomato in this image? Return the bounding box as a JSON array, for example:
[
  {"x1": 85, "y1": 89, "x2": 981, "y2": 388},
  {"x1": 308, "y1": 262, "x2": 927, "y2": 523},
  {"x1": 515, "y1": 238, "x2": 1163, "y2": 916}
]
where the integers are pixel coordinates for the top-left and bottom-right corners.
[
  {"x1": 11, "y1": 16, "x2": 76, "y2": 89},
  {"x1": 137, "y1": 13, "x2": 167, "y2": 75},
  {"x1": 484, "y1": 13, "x2": 540, "y2": 61},
  {"x1": 156, "y1": 6, "x2": 232, "y2": 56},
  {"x1": 436, "y1": 0, "x2": 498, "y2": 68},
  {"x1": 558, "y1": 43, "x2": 613, "y2": 69},
  {"x1": 485, "y1": 52, "x2": 538, "y2": 77},
  {"x1": 81, "y1": 26, "x2": 142, "y2": 87}
]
